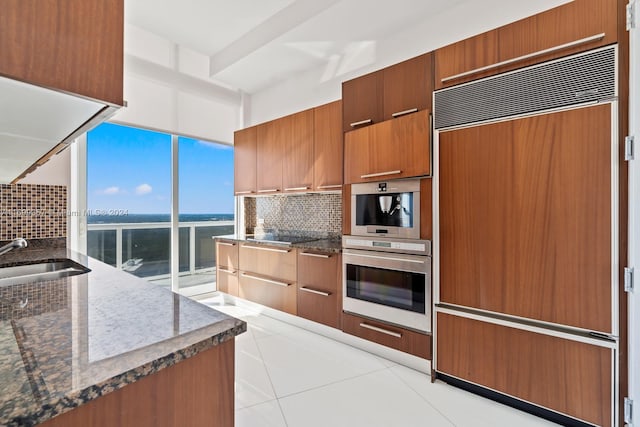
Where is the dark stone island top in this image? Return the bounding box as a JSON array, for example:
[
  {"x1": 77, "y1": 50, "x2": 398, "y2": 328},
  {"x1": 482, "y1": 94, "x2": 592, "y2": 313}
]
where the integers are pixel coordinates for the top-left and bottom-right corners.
[
  {"x1": 0, "y1": 244, "x2": 246, "y2": 427},
  {"x1": 215, "y1": 234, "x2": 342, "y2": 254}
]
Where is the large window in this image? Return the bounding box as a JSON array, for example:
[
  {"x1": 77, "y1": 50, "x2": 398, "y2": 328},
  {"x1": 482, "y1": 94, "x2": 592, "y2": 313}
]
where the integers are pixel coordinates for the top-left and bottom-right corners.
[{"x1": 86, "y1": 123, "x2": 235, "y2": 294}]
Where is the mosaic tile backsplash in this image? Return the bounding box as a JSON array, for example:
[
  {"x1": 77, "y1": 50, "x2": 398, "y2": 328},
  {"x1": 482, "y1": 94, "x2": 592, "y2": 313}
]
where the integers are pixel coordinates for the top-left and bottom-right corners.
[
  {"x1": 245, "y1": 193, "x2": 342, "y2": 238},
  {"x1": 0, "y1": 184, "x2": 67, "y2": 240}
]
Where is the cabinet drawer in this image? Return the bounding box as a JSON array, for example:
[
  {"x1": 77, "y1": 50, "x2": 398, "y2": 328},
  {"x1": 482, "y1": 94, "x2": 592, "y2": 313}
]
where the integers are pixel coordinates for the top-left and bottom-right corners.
[
  {"x1": 216, "y1": 267, "x2": 238, "y2": 297},
  {"x1": 297, "y1": 251, "x2": 341, "y2": 329},
  {"x1": 239, "y1": 243, "x2": 296, "y2": 282},
  {"x1": 436, "y1": 312, "x2": 613, "y2": 427},
  {"x1": 216, "y1": 240, "x2": 239, "y2": 270},
  {"x1": 342, "y1": 312, "x2": 431, "y2": 359},
  {"x1": 238, "y1": 272, "x2": 297, "y2": 315}
]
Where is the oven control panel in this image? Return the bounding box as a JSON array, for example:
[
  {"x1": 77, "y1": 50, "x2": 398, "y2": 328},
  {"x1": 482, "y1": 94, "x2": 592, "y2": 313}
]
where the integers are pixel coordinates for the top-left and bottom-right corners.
[{"x1": 342, "y1": 235, "x2": 431, "y2": 256}]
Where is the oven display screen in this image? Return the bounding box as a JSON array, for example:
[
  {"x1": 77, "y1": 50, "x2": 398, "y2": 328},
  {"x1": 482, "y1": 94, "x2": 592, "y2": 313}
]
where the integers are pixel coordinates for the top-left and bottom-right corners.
[{"x1": 346, "y1": 264, "x2": 425, "y2": 313}]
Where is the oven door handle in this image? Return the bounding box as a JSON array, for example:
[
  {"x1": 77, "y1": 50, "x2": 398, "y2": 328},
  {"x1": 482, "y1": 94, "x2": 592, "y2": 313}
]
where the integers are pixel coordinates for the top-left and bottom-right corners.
[{"x1": 346, "y1": 253, "x2": 425, "y2": 264}]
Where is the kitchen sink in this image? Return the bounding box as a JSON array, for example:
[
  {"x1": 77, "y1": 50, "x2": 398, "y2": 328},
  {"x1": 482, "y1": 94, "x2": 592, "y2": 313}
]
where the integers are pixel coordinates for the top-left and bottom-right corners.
[{"x1": 0, "y1": 260, "x2": 90, "y2": 286}]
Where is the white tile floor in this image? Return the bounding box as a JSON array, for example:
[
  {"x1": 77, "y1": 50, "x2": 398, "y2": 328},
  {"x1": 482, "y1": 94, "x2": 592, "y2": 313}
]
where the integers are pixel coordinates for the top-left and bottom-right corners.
[{"x1": 200, "y1": 298, "x2": 558, "y2": 427}]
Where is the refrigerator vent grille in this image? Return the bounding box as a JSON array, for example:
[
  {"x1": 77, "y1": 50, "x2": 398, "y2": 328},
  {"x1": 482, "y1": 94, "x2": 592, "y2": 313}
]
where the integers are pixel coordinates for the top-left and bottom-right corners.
[{"x1": 434, "y1": 46, "x2": 616, "y2": 129}]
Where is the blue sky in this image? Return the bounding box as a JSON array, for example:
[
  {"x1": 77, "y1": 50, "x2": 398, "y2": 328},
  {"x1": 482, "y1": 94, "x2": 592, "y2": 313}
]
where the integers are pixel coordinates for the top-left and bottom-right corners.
[{"x1": 87, "y1": 123, "x2": 234, "y2": 214}]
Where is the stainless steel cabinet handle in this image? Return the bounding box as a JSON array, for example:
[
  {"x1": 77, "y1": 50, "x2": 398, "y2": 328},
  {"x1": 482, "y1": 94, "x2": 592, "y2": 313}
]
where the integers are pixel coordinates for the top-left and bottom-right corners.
[
  {"x1": 241, "y1": 272, "x2": 290, "y2": 287},
  {"x1": 349, "y1": 119, "x2": 373, "y2": 127},
  {"x1": 360, "y1": 170, "x2": 402, "y2": 179},
  {"x1": 349, "y1": 253, "x2": 424, "y2": 264},
  {"x1": 218, "y1": 242, "x2": 236, "y2": 247},
  {"x1": 300, "y1": 252, "x2": 331, "y2": 259},
  {"x1": 359, "y1": 323, "x2": 402, "y2": 338},
  {"x1": 300, "y1": 286, "x2": 331, "y2": 297},
  {"x1": 441, "y1": 33, "x2": 606, "y2": 83},
  {"x1": 284, "y1": 186, "x2": 309, "y2": 191},
  {"x1": 242, "y1": 245, "x2": 291, "y2": 253},
  {"x1": 257, "y1": 189, "x2": 280, "y2": 193},
  {"x1": 391, "y1": 108, "x2": 418, "y2": 118},
  {"x1": 236, "y1": 190, "x2": 254, "y2": 195},
  {"x1": 218, "y1": 267, "x2": 236, "y2": 274},
  {"x1": 317, "y1": 184, "x2": 342, "y2": 189}
]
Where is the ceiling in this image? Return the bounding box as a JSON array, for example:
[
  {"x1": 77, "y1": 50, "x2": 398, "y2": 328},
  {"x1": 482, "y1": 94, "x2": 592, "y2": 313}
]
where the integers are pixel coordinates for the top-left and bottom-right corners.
[{"x1": 125, "y1": 0, "x2": 569, "y2": 94}]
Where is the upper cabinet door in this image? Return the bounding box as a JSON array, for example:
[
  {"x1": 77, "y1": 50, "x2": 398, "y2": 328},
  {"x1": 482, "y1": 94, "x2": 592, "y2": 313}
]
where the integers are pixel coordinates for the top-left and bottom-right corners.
[
  {"x1": 435, "y1": 0, "x2": 618, "y2": 89},
  {"x1": 282, "y1": 109, "x2": 314, "y2": 193},
  {"x1": 342, "y1": 70, "x2": 384, "y2": 132},
  {"x1": 344, "y1": 110, "x2": 430, "y2": 184},
  {"x1": 257, "y1": 121, "x2": 285, "y2": 194},
  {"x1": 383, "y1": 53, "x2": 433, "y2": 120},
  {"x1": 0, "y1": 0, "x2": 124, "y2": 106},
  {"x1": 313, "y1": 100, "x2": 343, "y2": 191},
  {"x1": 233, "y1": 126, "x2": 257, "y2": 195}
]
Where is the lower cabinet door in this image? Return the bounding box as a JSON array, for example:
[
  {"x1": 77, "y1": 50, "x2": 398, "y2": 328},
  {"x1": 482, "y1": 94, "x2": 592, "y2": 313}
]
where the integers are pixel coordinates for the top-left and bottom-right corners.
[
  {"x1": 216, "y1": 268, "x2": 238, "y2": 296},
  {"x1": 436, "y1": 312, "x2": 614, "y2": 427},
  {"x1": 297, "y1": 251, "x2": 341, "y2": 329},
  {"x1": 342, "y1": 312, "x2": 431, "y2": 359},
  {"x1": 238, "y1": 272, "x2": 297, "y2": 315}
]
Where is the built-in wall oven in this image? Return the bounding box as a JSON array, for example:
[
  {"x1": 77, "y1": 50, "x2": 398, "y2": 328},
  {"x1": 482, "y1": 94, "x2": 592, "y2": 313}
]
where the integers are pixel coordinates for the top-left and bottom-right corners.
[{"x1": 342, "y1": 235, "x2": 431, "y2": 332}]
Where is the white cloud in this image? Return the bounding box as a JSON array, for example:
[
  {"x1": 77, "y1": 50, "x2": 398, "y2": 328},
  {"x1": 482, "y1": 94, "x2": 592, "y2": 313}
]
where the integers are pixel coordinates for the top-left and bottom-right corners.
[
  {"x1": 101, "y1": 186, "x2": 121, "y2": 195},
  {"x1": 135, "y1": 183, "x2": 153, "y2": 195}
]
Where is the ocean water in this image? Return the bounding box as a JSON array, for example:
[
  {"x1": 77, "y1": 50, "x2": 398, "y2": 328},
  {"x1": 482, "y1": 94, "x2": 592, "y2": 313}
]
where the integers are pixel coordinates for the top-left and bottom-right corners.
[{"x1": 87, "y1": 213, "x2": 234, "y2": 224}]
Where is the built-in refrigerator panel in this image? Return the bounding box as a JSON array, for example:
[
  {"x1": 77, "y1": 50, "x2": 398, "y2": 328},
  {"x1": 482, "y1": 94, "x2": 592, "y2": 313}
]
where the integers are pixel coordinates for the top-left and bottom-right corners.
[{"x1": 432, "y1": 45, "x2": 620, "y2": 426}]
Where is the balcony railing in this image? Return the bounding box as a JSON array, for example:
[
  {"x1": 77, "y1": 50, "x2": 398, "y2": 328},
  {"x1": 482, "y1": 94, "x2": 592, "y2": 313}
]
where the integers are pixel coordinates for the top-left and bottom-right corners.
[{"x1": 87, "y1": 221, "x2": 234, "y2": 286}]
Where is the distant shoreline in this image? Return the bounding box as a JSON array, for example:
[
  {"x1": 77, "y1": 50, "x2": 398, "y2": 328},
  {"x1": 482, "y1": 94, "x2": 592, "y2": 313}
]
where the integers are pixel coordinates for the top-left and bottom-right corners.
[{"x1": 87, "y1": 213, "x2": 234, "y2": 224}]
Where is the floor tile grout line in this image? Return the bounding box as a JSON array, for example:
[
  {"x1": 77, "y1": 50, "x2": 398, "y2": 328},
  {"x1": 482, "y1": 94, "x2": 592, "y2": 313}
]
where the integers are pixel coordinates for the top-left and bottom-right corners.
[
  {"x1": 387, "y1": 367, "x2": 458, "y2": 427},
  {"x1": 272, "y1": 364, "x2": 394, "y2": 402},
  {"x1": 249, "y1": 324, "x2": 290, "y2": 427}
]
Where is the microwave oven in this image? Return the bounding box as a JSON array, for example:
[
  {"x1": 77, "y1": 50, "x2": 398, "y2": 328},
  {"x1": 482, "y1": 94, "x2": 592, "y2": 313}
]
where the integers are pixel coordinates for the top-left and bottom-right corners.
[{"x1": 350, "y1": 179, "x2": 420, "y2": 239}]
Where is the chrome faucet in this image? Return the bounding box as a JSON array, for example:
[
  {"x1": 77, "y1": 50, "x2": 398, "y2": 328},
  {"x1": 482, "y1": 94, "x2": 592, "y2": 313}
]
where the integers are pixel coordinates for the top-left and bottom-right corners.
[{"x1": 0, "y1": 238, "x2": 28, "y2": 256}]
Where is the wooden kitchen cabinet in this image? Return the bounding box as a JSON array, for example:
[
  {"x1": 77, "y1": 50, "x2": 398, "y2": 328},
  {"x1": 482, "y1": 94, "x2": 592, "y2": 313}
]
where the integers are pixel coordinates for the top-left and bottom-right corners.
[
  {"x1": 256, "y1": 121, "x2": 285, "y2": 194},
  {"x1": 282, "y1": 109, "x2": 314, "y2": 193},
  {"x1": 439, "y1": 104, "x2": 612, "y2": 333},
  {"x1": 342, "y1": 312, "x2": 431, "y2": 359},
  {"x1": 233, "y1": 126, "x2": 257, "y2": 195},
  {"x1": 342, "y1": 70, "x2": 384, "y2": 132},
  {"x1": 0, "y1": 0, "x2": 124, "y2": 106},
  {"x1": 313, "y1": 100, "x2": 343, "y2": 191},
  {"x1": 344, "y1": 109, "x2": 430, "y2": 184},
  {"x1": 297, "y1": 250, "x2": 341, "y2": 329},
  {"x1": 382, "y1": 53, "x2": 433, "y2": 120},
  {"x1": 41, "y1": 340, "x2": 235, "y2": 427},
  {"x1": 435, "y1": 0, "x2": 619, "y2": 89},
  {"x1": 216, "y1": 240, "x2": 239, "y2": 296},
  {"x1": 342, "y1": 53, "x2": 433, "y2": 132},
  {"x1": 238, "y1": 243, "x2": 297, "y2": 314},
  {"x1": 436, "y1": 312, "x2": 613, "y2": 427}
]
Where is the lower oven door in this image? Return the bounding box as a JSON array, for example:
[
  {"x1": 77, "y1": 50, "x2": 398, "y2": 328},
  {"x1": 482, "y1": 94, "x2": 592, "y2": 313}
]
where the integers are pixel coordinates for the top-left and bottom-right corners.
[{"x1": 343, "y1": 248, "x2": 431, "y2": 332}]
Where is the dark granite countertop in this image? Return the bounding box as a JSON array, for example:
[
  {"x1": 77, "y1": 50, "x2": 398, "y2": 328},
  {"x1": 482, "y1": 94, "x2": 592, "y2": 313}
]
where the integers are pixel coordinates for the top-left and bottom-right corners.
[
  {"x1": 214, "y1": 235, "x2": 342, "y2": 254},
  {"x1": 0, "y1": 245, "x2": 246, "y2": 426}
]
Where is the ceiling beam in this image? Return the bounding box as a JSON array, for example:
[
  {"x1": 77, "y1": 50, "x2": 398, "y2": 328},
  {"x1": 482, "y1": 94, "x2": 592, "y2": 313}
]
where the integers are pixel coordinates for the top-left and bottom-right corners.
[
  {"x1": 125, "y1": 54, "x2": 241, "y2": 106},
  {"x1": 209, "y1": 0, "x2": 341, "y2": 77}
]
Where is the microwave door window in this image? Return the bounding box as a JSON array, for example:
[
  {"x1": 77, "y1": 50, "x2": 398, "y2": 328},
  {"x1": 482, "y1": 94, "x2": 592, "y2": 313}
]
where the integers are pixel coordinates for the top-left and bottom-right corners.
[
  {"x1": 346, "y1": 264, "x2": 425, "y2": 314},
  {"x1": 356, "y1": 193, "x2": 413, "y2": 228}
]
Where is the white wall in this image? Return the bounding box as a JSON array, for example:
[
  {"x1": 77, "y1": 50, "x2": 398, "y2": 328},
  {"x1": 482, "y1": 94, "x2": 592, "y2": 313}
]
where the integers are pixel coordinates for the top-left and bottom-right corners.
[
  {"x1": 112, "y1": 25, "x2": 241, "y2": 144},
  {"x1": 248, "y1": 0, "x2": 569, "y2": 125}
]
